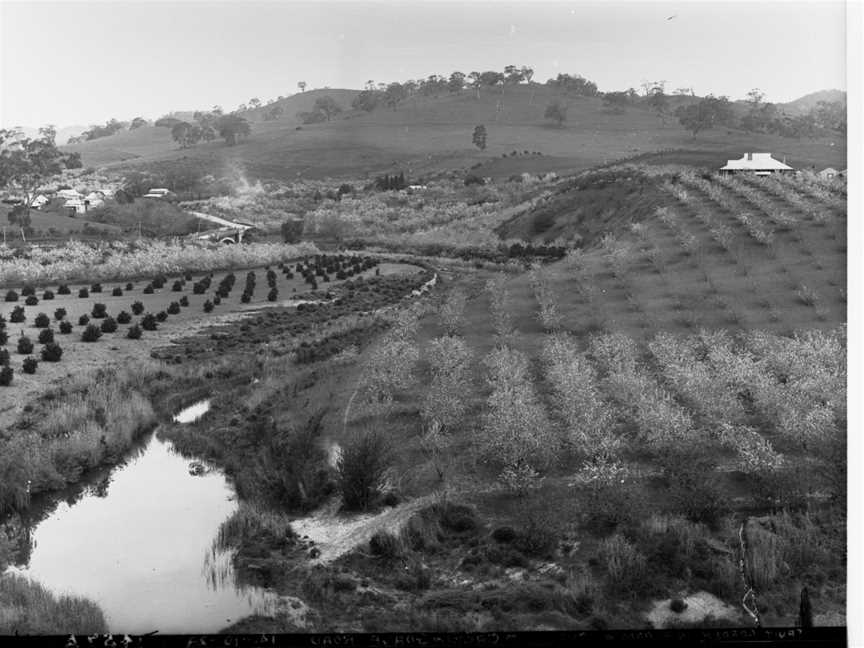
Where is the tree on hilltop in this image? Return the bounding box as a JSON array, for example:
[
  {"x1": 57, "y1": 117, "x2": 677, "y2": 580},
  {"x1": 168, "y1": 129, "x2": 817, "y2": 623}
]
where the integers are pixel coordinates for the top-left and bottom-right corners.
[
  {"x1": 297, "y1": 81, "x2": 307, "y2": 93},
  {"x1": 130, "y1": 117, "x2": 148, "y2": 129},
  {"x1": 544, "y1": 101, "x2": 567, "y2": 127},
  {"x1": 675, "y1": 95, "x2": 734, "y2": 137},
  {"x1": 472, "y1": 124, "x2": 487, "y2": 150},
  {"x1": 313, "y1": 96, "x2": 342, "y2": 121},
  {"x1": 215, "y1": 113, "x2": 251, "y2": 145}
]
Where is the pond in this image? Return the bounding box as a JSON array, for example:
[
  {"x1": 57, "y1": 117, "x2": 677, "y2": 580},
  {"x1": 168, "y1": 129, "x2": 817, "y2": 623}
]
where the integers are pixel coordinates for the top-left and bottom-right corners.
[{"x1": 4, "y1": 401, "x2": 280, "y2": 634}]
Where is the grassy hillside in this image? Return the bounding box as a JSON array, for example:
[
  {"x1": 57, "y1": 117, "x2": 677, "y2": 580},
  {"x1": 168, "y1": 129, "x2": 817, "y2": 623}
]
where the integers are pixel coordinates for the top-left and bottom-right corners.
[{"x1": 64, "y1": 86, "x2": 846, "y2": 182}]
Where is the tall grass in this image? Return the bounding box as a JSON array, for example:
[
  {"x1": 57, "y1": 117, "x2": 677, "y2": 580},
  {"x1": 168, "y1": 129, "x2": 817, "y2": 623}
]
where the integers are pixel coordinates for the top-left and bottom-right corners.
[
  {"x1": 0, "y1": 574, "x2": 107, "y2": 634},
  {"x1": 0, "y1": 364, "x2": 159, "y2": 515}
]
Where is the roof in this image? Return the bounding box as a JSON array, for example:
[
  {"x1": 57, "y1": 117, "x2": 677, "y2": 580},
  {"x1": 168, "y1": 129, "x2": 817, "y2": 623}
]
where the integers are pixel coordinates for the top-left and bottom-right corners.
[
  {"x1": 720, "y1": 153, "x2": 793, "y2": 171},
  {"x1": 818, "y1": 167, "x2": 839, "y2": 174}
]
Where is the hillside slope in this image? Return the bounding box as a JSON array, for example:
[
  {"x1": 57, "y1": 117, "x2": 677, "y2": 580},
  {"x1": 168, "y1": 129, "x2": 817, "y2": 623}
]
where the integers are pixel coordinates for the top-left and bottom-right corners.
[{"x1": 65, "y1": 86, "x2": 847, "y2": 181}]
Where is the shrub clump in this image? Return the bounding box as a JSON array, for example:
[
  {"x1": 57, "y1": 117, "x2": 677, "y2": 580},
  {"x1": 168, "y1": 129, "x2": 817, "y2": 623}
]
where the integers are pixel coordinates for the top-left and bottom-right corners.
[
  {"x1": 141, "y1": 314, "x2": 158, "y2": 330},
  {"x1": 41, "y1": 343, "x2": 63, "y2": 362},
  {"x1": 59, "y1": 321, "x2": 73, "y2": 334},
  {"x1": 22, "y1": 356, "x2": 38, "y2": 374},
  {"x1": 91, "y1": 303, "x2": 107, "y2": 318},
  {"x1": 0, "y1": 365, "x2": 12, "y2": 386},
  {"x1": 24, "y1": 295, "x2": 39, "y2": 306},
  {"x1": 78, "y1": 287, "x2": 89, "y2": 298},
  {"x1": 127, "y1": 324, "x2": 143, "y2": 339},
  {"x1": 4, "y1": 290, "x2": 19, "y2": 302},
  {"x1": 337, "y1": 428, "x2": 392, "y2": 511},
  {"x1": 100, "y1": 317, "x2": 118, "y2": 333},
  {"x1": 57, "y1": 284, "x2": 71, "y2": 295},
  {"x1": 167, "y1": 302, "x2": 180, "y2": 315},
  {"x1": 42, "y1": 289, "x2": 55, "y2": 300},
  {"x1": 17, "y1": 336, "x2": 34, "y2": 354},
  {"x1": 116, "y1": 310, "x2": 132, "y2": 324},
  {"x1": 54, "y1": 308, "x2": 67, "y2": 321},
  {"x1": 78, "y1": 314, "x2": 90, "y2": 326},
  {"x1": 81, "y1": 324, "x2": 102, "y2": 342},
  {"x1": 34, "y1": 312, "x2": 50, "y2": 328},
  {"x1": 10, "y1": 306, "x2": 25, "y2": 323},
  {"x1": 369, "y1": 531, "x2": 403, "y2": 560},
  {"x1": 112, "y1": 287, "x2": 123, "y2": 297},
  {"x1": 131, "y1": 301, "x2": 144, "y2": 315},
  {"x1": 37, "y1": 328, "x2": 54, "y2": 344}
]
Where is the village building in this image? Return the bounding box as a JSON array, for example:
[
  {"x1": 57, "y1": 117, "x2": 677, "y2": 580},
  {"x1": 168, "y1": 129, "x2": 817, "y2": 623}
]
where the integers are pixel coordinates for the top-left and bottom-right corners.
[
  {"x1": 719, "y1": 153, "x2": 794, "y2": 176},
  {"x1": 30, "y1": 195, "x2": 49, "y2": 209},
  {"x1": 818, "y1": 167, "x2": 840, "y2": 180}
]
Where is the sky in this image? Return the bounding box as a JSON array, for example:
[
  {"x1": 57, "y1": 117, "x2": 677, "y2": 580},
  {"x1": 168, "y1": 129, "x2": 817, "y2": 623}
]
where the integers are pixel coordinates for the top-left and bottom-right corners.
[{"x1": 0, "y1": 0, "x2": 847, "y2": 130}]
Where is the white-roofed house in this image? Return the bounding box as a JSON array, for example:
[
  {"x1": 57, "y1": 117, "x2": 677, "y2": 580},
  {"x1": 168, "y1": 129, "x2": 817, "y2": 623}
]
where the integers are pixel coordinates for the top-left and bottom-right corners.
[
  {"x1": 57, "y1": 188, "x2": 83, "y2": 200},
  {"x1": 817, "y1": 167, "x2": 840, "y2": 180},
  {"x1": 719, "y1": 153, "x2": 794, "y2": 176},
  {"x1": 30, "y1": 195, "x2": 49, "y2": 209}
]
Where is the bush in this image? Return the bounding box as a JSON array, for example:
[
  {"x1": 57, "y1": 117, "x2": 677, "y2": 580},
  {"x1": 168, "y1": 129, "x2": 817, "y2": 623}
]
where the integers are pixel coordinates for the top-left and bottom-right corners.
[
  {"x1": 100, "y1": 317, "x2": 118, "y2": 333},
  {"x1": 17, "y1": 336, "x2": 34, "y2": 354},
  {"x1": 670, "y1": 598, "x2": 688, "y2": 613},
  {"x1": 10, "y1": 306, "x2": 25, "y2": 323},
  {"x1": 22, "y1": 356, "x2": 38, "y2": 374},
  {"x1": 464, "y1": 174, "x2": 485, "y2": 186},
  {"x1": 24, "y1": 295, "x2": 39, "y2": 306},
  {"x1": 141, "y1": 314, "x2": 158, "y2": 330},
  {"x1": 57, "y1": 284, "x2": 71, "y2": 295},
  {"x1": 37, "y1": 328, "x2": 54, "y2": 344},
  {"x1": 203, "y1": 300, "x2": 214, "y2": 313},
  {"x1": 34, "y1": 312, "x2": 50, "y2": 328},
  {"x1": 155, "y1": 310, "x2": 168, "y2": 322},
  {"x1": 4, "y1": 290, "x2": 19, "y2": 302},
  {"x1": 172, "y1": 280, "x2": 184, "y2": 292},
  {"x1": 0, "y1": 365, "x2": 12, "y2": 386},
  {"x1": 267, "y1": 288, "x2": 278, "y2": 302},
  {"x1": 91, "y1": 303, "x2": 107, "y2": 318},
  {"x1": 131, "y1": 301, "x2": 144, "y2": 315},
  {"x1": 213, "y1": 295, "x2": 221, "y2": 305},
  {"x1": 241, "y1": 292, "x2": 252, "y2": 303},
  {"x1": 112, "y1": 287, "x2": 123, "y2": 297},
  {"x1": 337, "y1": 428, "x2": 392, "y2": 511},
  {"x1": 78, "y1": 288, "x2": 89, "y2": 298},
  {"x1": 81, "y1": 324, "x2": 102, "y2": 342},
  {"x1": 127, "y1": 324, "x2": 143, "y2": 339},
  {"x1": 0, "y1": 348, "x2": 8, "y2": 365},
  {"x1": 179, "y1": 296, "x2": 189, "y2": 307},
  {"x1": 78, "y1": 314, "x2": 90, "y2": 326},
  {"x1": 91, "y1": 283, "x2": 102, "y2": 293},
  {"x1": 41, "y1": 342, "x2": 63, "y2": 362},
  {"x1": 152, "y1": 275, "x2": 166, "y2": 289},
  {"x1": 0, "y1": 330, "x2": 6, "y2": 346},
  {"x1": 54, "y1": 308, "x2": 67, "y2": 321},
  {"x1": 42, "y1": 289, "x2": 55, "y2": 300},
  {"x1": 369, "y1": 531, "x2": 403, "y2": 560},
  {"x1": 143, "y1": 284, "x2": 154, "y2": 294},
  {"x1": 59, "y1": 321, "x2": 73, "y2": 334},
  {"x1": 116, "y1": 310, "x2": 132, "y2": 324},
  {"x1": 125, "y1": 283, "x2": 133, "y2": 291},
  {"x1": 21, "y1": 285, "x2": 35, "y2": 296},
  {"x1": 167, "y1": 302, "x2": 180, "y2": 315}
]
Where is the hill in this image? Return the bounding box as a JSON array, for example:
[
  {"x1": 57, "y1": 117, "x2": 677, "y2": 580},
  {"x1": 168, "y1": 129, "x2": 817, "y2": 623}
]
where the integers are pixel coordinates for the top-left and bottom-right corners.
[
  {"x1": 779, "y1": 89, "x2": 846, "y2": 115},
  {"x1": 63, "y1": 85, "x2": 847, "y2": 181}
]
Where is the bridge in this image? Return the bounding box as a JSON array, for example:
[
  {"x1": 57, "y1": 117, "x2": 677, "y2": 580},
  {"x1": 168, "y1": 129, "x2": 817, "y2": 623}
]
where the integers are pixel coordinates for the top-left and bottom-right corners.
[{"x1": 187, "y1": 211, "x2": 255, "y2": 244}]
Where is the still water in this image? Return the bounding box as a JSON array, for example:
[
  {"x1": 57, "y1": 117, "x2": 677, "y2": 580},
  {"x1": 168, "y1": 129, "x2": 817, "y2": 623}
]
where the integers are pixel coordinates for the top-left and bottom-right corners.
[{"x1": 5, "y1": 401, "x2": 280, "y2": 634}]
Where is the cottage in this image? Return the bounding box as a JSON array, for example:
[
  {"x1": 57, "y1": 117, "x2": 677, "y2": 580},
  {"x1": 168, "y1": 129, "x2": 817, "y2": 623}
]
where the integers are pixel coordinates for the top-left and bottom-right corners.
[
  {"x1": 143, "y1": 188, "x2": 171, "y2": 198},
  {"x1": 57, "y1": 188, "x2": 83, "y2": 200},
  {"x1": 63, "y1": 198, "x2": 87, "y2": 215},
  {"x1": 30, "y1": 195, "x2": 49, "y2": 209},
  {"x1": 719, "y1": 153, "x2": 794, "y2": 176},
  {"x1": 84, "y1": 192, "x2": 105, "y2": 208},
  {"x1": 818, "y1": 167, "x2": 840, "y2": 180}
]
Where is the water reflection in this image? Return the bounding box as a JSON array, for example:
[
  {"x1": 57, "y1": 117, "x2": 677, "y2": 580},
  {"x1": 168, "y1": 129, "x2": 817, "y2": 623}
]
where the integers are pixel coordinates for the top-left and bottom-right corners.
[
  {"x1": 3, "y1": 430, "x2": 281, "y2": 634},
  {"x1": 173, "y1": 399, "x2": 211, "y2": 424}
]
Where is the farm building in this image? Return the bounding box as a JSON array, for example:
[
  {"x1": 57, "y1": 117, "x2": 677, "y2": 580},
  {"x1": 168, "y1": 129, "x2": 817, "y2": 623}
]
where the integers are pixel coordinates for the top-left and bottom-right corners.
[
  {"x1": 143, "y1": 188, "x2": 171, "y2": 198},
  {"x1": 30, "y1": 195, "x2": 49, "y2": 209},
  {"x1": 57, "y1": 188, "x2": 83, "y2": 200},
  {"x1": 818, "y1": 167, "x2": 841, "y2": 180},
  {"x1": 719, "y1": 153, "x2": 794, "y2": 176},
  {"x1": 63, "y1": 198, "x2": 87, "y2": 215},
  {"x1": 84, "y1": 192, "x2": 105, "y2": 208}
]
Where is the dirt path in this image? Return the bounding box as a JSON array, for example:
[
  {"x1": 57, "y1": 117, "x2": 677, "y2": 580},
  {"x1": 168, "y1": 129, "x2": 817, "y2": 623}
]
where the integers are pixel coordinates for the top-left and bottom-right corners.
[{"x1": 292, "y1": 494, "x2": 437, "y2": 565}]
